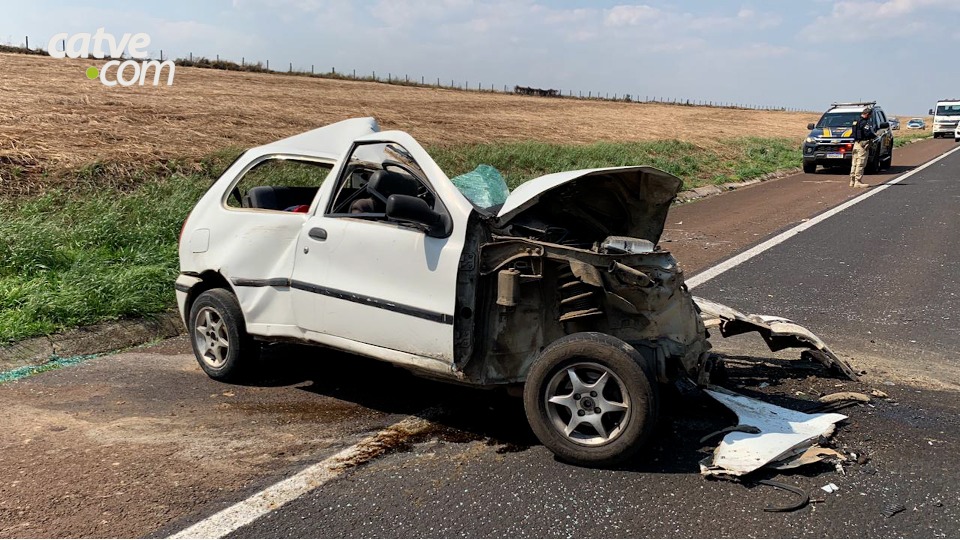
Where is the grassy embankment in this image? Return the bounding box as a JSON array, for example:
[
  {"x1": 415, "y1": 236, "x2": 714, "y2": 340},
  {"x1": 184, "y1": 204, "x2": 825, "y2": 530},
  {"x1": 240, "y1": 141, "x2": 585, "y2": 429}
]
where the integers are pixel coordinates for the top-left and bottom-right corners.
[{"x1": 0, "y1": 136, "x2": 817, "y2": 343}]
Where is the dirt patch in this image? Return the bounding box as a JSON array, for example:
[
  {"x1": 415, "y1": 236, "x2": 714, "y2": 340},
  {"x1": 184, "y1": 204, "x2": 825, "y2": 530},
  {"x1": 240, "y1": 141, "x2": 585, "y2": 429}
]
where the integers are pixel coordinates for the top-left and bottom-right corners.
[
  {"x1": 0, "y1": 350, "x2": 401, "y2": 538},
  {"x1": 0, "y1": 52, "x2": 819, "y2": 194}
]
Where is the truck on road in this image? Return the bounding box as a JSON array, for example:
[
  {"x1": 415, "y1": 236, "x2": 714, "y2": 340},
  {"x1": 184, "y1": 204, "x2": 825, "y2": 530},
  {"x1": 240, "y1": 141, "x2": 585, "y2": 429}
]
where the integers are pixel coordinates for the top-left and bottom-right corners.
[{"x1": 930, "y1": 99, "x2": 960, "y2": 138}]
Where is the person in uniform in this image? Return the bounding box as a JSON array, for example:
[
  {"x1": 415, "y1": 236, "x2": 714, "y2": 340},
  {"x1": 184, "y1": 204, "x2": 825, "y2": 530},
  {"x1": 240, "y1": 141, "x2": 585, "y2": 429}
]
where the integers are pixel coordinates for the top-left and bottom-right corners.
[{"x1": 850, "y1": 107, "x2": 876, "y2": 187}]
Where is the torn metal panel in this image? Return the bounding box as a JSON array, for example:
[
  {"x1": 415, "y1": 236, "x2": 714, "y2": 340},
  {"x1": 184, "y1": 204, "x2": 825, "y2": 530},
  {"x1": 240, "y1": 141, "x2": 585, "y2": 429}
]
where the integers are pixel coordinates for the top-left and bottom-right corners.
[
  {"x1": 693, "y1": 296, "x2": 859, "y2": 380},
  {"x1": 700, "y1": 387, "x2": 847, "y2": 477}
]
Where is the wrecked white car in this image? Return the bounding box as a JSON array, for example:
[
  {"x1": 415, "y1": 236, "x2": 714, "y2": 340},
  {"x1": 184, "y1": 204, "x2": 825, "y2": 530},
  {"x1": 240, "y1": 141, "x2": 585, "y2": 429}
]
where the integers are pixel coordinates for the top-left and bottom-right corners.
[{"x1": 176, "y1": 117, "x2": 853, "y2": 466}]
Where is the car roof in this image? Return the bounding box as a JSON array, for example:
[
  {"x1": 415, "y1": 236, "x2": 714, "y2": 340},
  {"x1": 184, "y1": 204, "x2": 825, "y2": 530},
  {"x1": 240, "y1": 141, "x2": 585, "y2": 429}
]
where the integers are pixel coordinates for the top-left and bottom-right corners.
[{"x1": 827, "y1": 105, "x2": 880, "y2": 114}]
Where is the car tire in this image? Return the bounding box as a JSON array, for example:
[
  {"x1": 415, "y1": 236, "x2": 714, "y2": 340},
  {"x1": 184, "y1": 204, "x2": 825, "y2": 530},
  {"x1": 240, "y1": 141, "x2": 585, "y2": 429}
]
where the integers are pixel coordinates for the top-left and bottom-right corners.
[
  {"x1": 523, "y1": 332, "x2": 659, "y2": 467},
  {"x1": 188, "y1": 289, "x2": 260, "y2": 382},
  {"x1": 884, "y1": 147, "x2": 894, "y2": 170},
  {"x1": 802, "y1": 162, "x2": 817, "y2": 174}
]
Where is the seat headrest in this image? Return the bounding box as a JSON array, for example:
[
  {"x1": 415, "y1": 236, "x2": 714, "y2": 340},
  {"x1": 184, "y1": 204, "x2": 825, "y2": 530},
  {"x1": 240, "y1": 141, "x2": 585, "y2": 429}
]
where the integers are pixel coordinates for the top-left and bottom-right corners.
[{"x1": 368, "y1": 170, "x2": 419, "y2": 199}]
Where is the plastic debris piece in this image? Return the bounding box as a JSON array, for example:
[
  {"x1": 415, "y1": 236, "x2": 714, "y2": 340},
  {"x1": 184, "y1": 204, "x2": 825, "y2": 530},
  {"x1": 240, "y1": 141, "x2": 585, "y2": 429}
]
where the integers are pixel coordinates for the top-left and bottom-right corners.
[
  {"x1": 699, "y1": 424, "x2": 761, "y2": 445},
  {"x1": 821, "y1": 483, "x2": 839, "y2": 493},
  {"x1": 881, "y1": 502, "x2": 906, "y2": 518},
  {"x1": 450, "y1": 164, "x2": 509, "y2": 209},
  {"x1": 771, "y1": 447, "x2": 845, "y2": 470},
  {"x1": 759, "y1": 480, "x2": 810, "y2": 512},
  {"x1": 819, "y1": 392, "x2": 871, "y2": 404},
  {"x1": 699, "y1": 386, "x2": 847, "y2": 477},
  {"x1": 693, "y1": 297, "x2": 859, "y2": 380}
]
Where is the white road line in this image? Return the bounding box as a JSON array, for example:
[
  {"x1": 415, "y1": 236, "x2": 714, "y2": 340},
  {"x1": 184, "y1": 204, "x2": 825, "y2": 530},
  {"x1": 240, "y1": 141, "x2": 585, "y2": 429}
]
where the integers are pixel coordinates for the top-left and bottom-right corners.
[
  {"x1": 686, "y1": 143, "x2": 960, "y2": 289},
  {"x1": 168, "y1": 414, "x2": 436, "y2": 539}
]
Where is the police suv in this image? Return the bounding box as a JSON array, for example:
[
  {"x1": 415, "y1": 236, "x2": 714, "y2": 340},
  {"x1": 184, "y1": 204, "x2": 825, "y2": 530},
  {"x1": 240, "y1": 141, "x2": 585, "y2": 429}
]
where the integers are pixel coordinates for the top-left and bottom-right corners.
[{"x1": 802, "y1": 101, "x2": 894, "y2": 174}]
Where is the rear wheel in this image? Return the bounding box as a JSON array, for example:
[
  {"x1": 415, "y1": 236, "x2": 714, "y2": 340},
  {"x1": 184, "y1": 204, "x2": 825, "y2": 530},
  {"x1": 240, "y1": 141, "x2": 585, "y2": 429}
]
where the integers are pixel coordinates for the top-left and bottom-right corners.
[
  {"x1": 802, "y1": 161, "x2": 817, "y2": 174},
  {"x1": 188, "y1": 289, "x2": 260, "y2": 381},
  {"x1": 523, "y1": 332, "x2": 659, "y2": 467}
]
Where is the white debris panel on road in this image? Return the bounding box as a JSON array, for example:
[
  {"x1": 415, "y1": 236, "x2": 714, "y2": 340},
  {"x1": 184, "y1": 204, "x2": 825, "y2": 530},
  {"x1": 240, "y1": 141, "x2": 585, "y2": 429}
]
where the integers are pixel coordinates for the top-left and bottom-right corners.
[{"x1": 700, "y1": 386, "x2": 847, "y2": 478}]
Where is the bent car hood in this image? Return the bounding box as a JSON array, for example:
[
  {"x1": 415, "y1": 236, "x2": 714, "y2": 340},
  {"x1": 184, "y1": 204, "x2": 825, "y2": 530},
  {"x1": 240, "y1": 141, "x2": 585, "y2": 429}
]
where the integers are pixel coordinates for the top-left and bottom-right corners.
[
  {"x1": 809, "y1": 126, "x2": 853, "y2": 139},
  {"x1": 495, "y1": 166, "x2": 682, "y2": 244}
]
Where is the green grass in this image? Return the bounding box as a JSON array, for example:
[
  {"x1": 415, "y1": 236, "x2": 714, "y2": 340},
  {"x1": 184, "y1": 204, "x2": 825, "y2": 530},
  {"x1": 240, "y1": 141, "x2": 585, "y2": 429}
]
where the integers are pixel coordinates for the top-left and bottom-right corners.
[
  {"x1": 0, "y1": 172, "x2": 212, "y2": 342},
  {"x1": 894, "y1": 131, "x2": 933, "y2": 147},
  {"x1": 430, "y1": 137, "x2": 800, "y2": 189},
  {"x1": 0, "y1": 136, "x2": 804, "y2": 343}
]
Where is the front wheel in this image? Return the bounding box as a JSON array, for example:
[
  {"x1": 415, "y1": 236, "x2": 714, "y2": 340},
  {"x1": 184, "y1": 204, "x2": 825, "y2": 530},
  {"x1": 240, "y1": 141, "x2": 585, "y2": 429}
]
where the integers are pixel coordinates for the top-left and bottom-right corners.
[
  {"x1": 523, "y1": 333, "x2": 660, "y2": 467},
  {"x1": 188, "y1": 289, "x2": 261, "y2": 382},
  {"x1": 802, "y1": 161, "x2": 817, "y2": 174}
]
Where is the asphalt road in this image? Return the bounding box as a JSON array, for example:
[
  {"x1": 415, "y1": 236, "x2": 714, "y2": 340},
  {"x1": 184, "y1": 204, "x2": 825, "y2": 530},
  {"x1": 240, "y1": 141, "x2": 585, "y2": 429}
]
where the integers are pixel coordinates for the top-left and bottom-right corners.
[
  {"x1": 692, "y1": 143, "x2": 960, "y2": 389},
  {"x1": 2, "y1": 139, "x2": 959, "y2": 538}
]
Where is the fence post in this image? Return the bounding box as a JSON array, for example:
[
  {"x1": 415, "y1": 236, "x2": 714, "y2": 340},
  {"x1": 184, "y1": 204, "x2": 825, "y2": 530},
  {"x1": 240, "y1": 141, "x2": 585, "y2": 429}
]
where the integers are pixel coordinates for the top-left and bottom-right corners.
[
  {"x1": 332, "y1": 67, "x2": 335, "y2": 74},
  {"x1": 422, "y1": 75, "x2": 424, "y2": 84},
  {"x1": 353, "y1": 69, "x2": 356, "y2": 78},
  {"x1": 25, "y1": 36, "x2": 28, "y2": 50},
  {"x1": 311, "y1": 65, "x2": 314, "y2": 74},
  {"x1": 190, "y1": 52, "x2": 193, "y2": 62},
  {"x1": 217, "y1": 54, "x2": 219, "y2": 62},
  {"x1": 266, "y1": 59, "x2": 269, "y2": 70},
  {"x1": 242, "y1": 57, "x2": 244, "y2": 66},
  {"x1": 160, "y1": 49, "x2": 163, "y2": 61}
]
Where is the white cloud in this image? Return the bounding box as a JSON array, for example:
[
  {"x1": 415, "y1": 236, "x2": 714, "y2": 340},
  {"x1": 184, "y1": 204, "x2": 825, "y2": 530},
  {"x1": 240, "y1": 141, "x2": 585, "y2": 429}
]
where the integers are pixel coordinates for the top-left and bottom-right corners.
[
  {"x1": 604, "y1": 5, "x2": 661, "y2": 27},
  {"x1": 802, "y1": 0, "x2": 960, "y2": 41}
]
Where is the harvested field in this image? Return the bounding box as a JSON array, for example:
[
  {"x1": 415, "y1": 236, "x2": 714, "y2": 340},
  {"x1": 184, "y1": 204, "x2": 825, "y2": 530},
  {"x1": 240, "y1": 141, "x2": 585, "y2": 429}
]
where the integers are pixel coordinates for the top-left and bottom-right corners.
[{"x1": 0, "y1": 52, "x2": 819, "y2": 194}]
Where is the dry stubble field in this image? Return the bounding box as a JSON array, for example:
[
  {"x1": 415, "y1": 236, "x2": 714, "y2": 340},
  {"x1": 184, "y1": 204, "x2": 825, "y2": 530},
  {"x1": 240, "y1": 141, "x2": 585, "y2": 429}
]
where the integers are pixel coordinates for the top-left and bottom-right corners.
[{"x1": 0, "y1": 52, "x2": 821, "y2": 194}]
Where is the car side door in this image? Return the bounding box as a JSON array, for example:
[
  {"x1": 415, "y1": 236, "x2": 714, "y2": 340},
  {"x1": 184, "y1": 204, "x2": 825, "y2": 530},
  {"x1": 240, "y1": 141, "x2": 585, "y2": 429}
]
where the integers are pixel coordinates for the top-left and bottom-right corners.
[
  {"x1": 204, "y1": 155, "x2": 335, "y2": 332},
  {"x1": 289, "y1": 139, "x2": 465, "y2": 364}
]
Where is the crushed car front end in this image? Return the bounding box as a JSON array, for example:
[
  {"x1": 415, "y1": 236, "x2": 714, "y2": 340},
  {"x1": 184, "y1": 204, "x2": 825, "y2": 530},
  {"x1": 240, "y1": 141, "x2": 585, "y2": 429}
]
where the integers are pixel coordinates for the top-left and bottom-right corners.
[{"x1": 451, "y1": 167, "x2": 710, "y2": 387}]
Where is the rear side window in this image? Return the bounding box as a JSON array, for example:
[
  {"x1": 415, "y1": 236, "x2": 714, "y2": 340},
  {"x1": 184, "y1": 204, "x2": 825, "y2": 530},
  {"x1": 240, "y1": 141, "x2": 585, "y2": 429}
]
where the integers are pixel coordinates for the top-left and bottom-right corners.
[{"x1": 226, "y1": 159, "x2": 333, "y2": 211}]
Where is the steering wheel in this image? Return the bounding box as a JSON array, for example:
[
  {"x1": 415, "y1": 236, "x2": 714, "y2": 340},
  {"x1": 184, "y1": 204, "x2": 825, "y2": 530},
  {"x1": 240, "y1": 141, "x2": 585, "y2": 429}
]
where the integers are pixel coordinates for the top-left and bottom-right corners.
[
  {"x1": 381, "y1": 159, "x2": 432, "y2": 200},
  {"x1": 381, "y1": 160, "x2": 426, "y2": 182}
]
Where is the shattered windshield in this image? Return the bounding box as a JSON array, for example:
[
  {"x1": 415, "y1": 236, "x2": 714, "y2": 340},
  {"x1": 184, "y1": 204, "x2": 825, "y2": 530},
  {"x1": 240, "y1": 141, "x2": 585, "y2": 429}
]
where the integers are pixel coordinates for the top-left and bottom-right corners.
[{"x1": 450, "y1": 164, "x2": 509, "y2": 210}]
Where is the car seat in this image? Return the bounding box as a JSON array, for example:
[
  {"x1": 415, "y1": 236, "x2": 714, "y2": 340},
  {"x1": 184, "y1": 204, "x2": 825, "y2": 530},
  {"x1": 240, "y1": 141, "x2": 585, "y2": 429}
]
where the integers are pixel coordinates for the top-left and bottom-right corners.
[{"x1": 350, "y1": 170, "x2": 420, "y2": 213}]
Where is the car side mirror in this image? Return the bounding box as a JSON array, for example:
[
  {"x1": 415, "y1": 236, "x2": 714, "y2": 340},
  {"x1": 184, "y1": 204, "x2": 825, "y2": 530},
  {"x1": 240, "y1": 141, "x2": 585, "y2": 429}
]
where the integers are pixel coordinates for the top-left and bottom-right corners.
[
  {"x1": 879, "y1": 122, "x2": 889, "y2": 129},
  {"x1": 929, "y1": 109, "x2": 934, "y2": 115},
  {"x1": 807, "y1": 123, "x2": 815, "y2": 130},
  {"x1": 386, "y1": 194, "x2": 451, "y2": 238}
]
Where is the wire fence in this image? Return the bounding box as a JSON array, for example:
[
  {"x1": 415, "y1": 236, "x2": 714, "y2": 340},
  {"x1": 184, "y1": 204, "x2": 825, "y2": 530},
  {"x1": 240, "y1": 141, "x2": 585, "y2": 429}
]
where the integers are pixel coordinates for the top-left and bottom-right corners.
[{"x1": 3, "y1": 34, "x2": 820, "y2": 112}]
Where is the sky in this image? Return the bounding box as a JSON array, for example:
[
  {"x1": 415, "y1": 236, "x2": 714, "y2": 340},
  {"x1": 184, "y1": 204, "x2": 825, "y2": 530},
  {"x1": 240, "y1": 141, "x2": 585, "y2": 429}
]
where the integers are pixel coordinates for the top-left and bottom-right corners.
[{"x1": 3, "y1": 0, "x2": 957, "y2": 115}]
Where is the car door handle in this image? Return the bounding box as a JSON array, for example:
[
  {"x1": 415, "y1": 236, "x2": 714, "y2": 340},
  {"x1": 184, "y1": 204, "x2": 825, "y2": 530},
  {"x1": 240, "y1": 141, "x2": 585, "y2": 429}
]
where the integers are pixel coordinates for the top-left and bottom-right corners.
[{"x1": 308, "y1": 227, "x2": 327, "y2": 241}]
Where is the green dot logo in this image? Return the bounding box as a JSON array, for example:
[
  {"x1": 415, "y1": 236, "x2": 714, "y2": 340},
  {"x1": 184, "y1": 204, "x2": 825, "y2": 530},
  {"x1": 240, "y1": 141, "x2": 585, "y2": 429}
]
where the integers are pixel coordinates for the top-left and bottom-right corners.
[{"x1": 85, "y1": 66, "x2": 99, "y2": 80}]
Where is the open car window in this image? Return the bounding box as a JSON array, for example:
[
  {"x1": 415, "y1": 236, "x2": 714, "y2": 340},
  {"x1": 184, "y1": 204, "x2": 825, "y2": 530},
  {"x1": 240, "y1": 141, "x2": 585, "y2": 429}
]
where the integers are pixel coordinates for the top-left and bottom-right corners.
[
  {"x1": 327, "y1": 142, "x2": 437, "y2": 218},
  {"x1": 226, "y1": 158, "x2": 334, "y2": 212}
]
